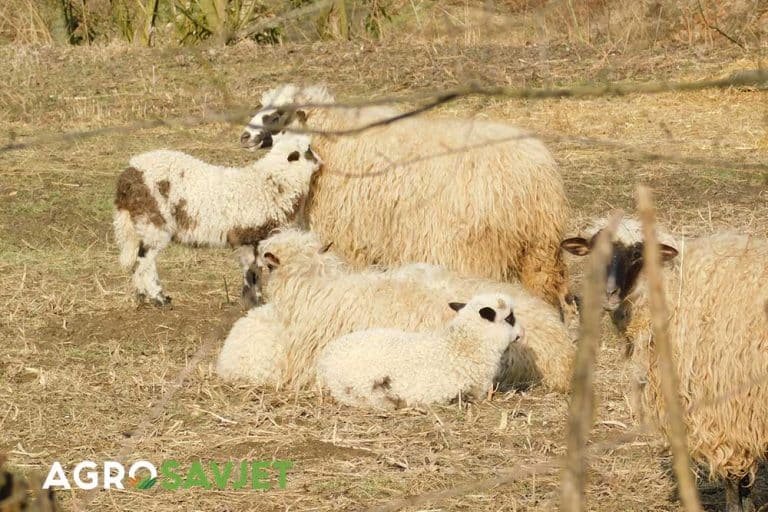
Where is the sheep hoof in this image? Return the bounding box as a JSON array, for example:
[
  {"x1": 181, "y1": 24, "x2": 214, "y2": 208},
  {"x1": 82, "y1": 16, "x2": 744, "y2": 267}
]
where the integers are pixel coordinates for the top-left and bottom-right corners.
[{"x1": 153, "y1": 295, "x2": 172, "y2": 307}]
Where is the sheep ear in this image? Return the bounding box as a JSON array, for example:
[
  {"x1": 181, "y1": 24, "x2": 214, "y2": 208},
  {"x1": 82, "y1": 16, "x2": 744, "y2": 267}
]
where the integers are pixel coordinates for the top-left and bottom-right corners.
[
  {"x1": 296, "y1": 110, "x2": 308, "y2": 123},
  {"x1": 319, "y1": 242, "x2": 333, "y2": 254},
  {"x1": 263, "y1": 252, "x2": 280, "y2": 268},
  {"x1": 449, "y1": 302, "x2": 466, "y2": 312},
  {"x1": 659, "y1": 244, "x2": 678, "y2": 261},
  {"x1": 560, "y1": 237, "x2": 591, "y2": 256},
  {"x1": 478, "y1": 307, "x2": 496, "y2": 322}
]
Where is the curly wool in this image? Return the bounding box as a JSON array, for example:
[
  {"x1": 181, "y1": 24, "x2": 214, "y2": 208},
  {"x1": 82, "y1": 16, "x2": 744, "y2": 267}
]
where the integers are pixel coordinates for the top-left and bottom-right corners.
[
  {"x1": 113, "y1": 133, "x2": 320, "y2": 303},
  {"x1": 246, "y1": 228, "x2": 574, "y2": 392},
  {"x1": 246, "y1": 84, "x2": 569, "y2": 306},
  {"x1": 316, "y1": 293, "x2": 522, "y2": 410},
  {"x1": 586, "y1": 219, "x2": 768, "y2": 482},
  {"x1": 215, "y1": 304, "x2": 287, "y2": 387}
]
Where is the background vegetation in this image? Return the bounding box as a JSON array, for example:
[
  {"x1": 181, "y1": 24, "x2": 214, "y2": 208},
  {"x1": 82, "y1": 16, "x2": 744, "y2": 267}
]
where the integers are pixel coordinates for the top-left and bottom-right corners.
[{"x1": 0, "y1": 0, "x2": 766, "y2": 49}]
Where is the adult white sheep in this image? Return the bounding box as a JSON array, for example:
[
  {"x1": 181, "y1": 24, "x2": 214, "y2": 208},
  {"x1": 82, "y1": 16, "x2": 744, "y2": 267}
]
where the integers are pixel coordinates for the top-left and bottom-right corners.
[
  {"x1": 239, "y1": 84, "x2": 569, "y2": 308},
  {"x1": 113, "y1": 133, "x2": 321, "y2": 305},
  {"x1": 561, "y1": 219, "x2": 768, "y2": 512},
  {"x1": 234, "y1": 228, "x2": 573, "y2": 393},
  {"x1": 317, "y1": 292, "x2": 524, "y2": 410}
]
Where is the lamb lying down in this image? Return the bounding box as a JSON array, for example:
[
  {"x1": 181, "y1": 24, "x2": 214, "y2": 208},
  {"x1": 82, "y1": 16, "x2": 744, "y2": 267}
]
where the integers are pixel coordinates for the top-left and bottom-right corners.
[{"x1": 316, "y1": 293, "x2": 525, "y2": 410}]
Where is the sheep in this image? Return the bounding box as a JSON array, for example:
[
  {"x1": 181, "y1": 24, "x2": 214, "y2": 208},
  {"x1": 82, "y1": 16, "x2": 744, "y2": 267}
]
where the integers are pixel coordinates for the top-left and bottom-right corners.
[
  {"x1": 216, "y1": 303, "x2": 287, "y2": 386},
  {"x1": 233, "y1": 228, "x2": 573, "y2": 393},
  {"x1": 113, "y1": 133, "x2": 321, "y2": 306},
  {"x1": 239, "y1": 84, "x2": 569, "y2": 309},
  {"x1": 560, "y1": 218, "x2": 768, "y2": 512},
  {"x1": 316, "y1": 292, "x2": 525, "y2": 410}
]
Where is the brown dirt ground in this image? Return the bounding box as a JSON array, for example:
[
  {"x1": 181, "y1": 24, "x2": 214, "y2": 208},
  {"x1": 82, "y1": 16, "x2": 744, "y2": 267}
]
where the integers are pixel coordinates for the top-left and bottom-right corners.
[{"x1": 1, "y1": 9, "x2": 767, "y2": 512}]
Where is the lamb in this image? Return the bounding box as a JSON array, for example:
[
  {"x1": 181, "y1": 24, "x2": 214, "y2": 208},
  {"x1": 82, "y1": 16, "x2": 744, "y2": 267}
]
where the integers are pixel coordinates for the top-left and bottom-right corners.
[
  {"x1": 227, "y1": 228, "x2": 573, "y2": 393},
  {"x1": 560, "y1": 218, "x2": 768, "y2": 512},
  {"x1": 113, "y1": 133, "x2": 321, "y2": 305},
  {"x1": 216, "y1": 304, "x2": 286, "y2": 386},
  {"x1": 316, "y1": 293, "x2": 525, "y2": 410},
  {"x1": 239, "y1": 84, "x2": 569, "y2": 308}
]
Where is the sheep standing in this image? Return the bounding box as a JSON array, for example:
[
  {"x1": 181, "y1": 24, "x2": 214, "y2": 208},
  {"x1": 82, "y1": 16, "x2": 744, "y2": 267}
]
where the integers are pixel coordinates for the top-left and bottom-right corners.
[
  {"x1": 239, "y1": 84, "x2": 569, "y2": 308},
  {"x1": 226, "y1": 228, "x2": 573, "y2": 393},
  {"x1": 561, "y1": 219, "x2": 768, "y2": 512},
  {"x1": 317, "y1": 293, "x2": 524, "y2": 409},
  {"x1": 113, "y1": 133, "x2": 321, "y2": 305}
]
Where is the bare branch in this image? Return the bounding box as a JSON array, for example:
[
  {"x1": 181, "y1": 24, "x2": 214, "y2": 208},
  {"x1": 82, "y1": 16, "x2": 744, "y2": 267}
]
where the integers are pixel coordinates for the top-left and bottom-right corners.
[
  {"x1": 561, "y1": 211, "x2": 622, "y2": 512},
  {"x1": 696, "y1": 0, "x2": 747, "y2": 50},
  {"x1": 636, "y1": 186, "x2": 703, "y2": 512}
]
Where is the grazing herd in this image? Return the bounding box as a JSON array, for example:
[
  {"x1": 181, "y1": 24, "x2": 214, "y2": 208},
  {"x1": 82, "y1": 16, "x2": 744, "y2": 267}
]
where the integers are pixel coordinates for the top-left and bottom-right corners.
[{"x1": 113, "y1": 83, "x2": 768, "y2": 511}]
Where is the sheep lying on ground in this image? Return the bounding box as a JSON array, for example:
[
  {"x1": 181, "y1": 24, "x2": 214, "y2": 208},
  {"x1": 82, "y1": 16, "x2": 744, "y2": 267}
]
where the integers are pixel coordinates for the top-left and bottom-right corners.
[
  {"x1": 561, "y1": 219, "x2": 768, "y2": 512},
  {"x1": 230, "y1": 228, "x2": 573, "y2": 392},
  {"x1": 113, "y1": 133, "x2": 321, "y2": 305},
  {"x1": 215, "y1": 304, "x2": 286, "y2": 385},
  {"x1": 239, "y1": 84, "x2": 569, "y2": 308},
  {"x1": 316, "y1": 292, "x2": 524, "y2": 410}
]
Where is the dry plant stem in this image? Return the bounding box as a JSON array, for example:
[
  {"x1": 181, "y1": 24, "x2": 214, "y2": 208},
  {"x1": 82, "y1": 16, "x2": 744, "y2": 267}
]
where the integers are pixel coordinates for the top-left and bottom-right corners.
[
  {"x1": 561, "y1": 212, "x2": 622, "y2": 512},
  {"x1": 636, "y1": 185, "x2": 703, "y2": 512},
  {"x1": 4, "y1": 69, "x2": 768, "y2": 155}
]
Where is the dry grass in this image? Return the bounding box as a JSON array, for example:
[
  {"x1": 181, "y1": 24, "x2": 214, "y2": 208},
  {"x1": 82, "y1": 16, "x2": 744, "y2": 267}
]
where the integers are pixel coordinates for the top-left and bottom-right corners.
[{"x1": 1, "y1": 10, "x2": 768, "y2": 511}]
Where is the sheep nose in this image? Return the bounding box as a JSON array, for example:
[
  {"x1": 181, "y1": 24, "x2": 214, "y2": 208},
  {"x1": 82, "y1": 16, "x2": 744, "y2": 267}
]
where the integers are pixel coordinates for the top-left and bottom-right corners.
[{"x1": 240, "y1": 132, "x2": 252, "y2": 147}]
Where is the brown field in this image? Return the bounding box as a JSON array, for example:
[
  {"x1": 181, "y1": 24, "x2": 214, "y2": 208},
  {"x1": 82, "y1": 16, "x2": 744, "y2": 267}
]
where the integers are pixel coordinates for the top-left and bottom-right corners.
[{"x1": 1, "y1": 5, "x2": 767, "y2": 511}]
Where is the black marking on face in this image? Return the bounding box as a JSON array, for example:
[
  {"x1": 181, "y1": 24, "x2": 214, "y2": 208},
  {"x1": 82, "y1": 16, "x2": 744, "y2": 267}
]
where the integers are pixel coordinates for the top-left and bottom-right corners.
[
  {"x1": 138, "y1": 241, "x2": 147, "y2": 258},
  {"x1": 504, "y1": 310, "x2": 516, "y2": 326},
  {"x1": 479, "y1": 307, "x2": 496, "y2": 322},
  {"x1": 287, "y1": 151, "x2": 300, "y2": 162},
  {"x1": 245, "y1": 269, "x2": 258, "y2": 286},
  {"x1": 561, "y1": 233, "x2": 678, "y2": 302},
  {"x1": 304, "y1": 148, "x2": 318, "y2": 163},
  {"x1": 449, "y1": 302, "x2": 466, "y2": 312}
]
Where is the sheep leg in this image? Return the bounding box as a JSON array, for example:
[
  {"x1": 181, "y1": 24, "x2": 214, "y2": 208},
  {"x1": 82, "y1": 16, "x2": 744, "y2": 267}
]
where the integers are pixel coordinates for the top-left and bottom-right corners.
[
  {"x1": 235, "y1": 245, "x2": 262, "y2": 307},
  {"x1": 133, "y1": 246, "x2": 171, "y2": 306},
  {"x1": 725, "y1": 476, "x2": 755, "y2": 512}
]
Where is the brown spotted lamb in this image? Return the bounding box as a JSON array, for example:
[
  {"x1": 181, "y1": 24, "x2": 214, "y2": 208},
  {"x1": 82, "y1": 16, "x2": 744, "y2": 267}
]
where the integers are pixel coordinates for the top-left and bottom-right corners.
[{"x1": 113, "y1": 133, "x2": 321, "y2": 305}]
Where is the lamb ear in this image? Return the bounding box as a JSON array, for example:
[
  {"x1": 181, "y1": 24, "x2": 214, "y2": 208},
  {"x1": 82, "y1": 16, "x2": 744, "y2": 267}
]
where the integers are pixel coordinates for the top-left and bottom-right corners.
[
  {"x1": 263, "y1": 252, "x2": 280, "y2": 268},
  {"x1": 659, "y1": 243, "x2": 679, "y2": 261},
  {"x1": 560, "y1": 237, "x2": 591, "y2": 256},
  {"x1": 449, "y1": 302, "x2": 466, "y2": 312}
]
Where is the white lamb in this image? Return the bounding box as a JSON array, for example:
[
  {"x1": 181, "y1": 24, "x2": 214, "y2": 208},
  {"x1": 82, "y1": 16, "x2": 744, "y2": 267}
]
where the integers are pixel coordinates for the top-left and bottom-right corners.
[
  {"x1": 317, "y1": 293, "x2": 525, "y2": 410},
  {"x1": 113, "y1": 133, "x2": 321, "y2": 305},
  {"x1": 216, "y1": 304, "x2": 286, "y2": 385}
]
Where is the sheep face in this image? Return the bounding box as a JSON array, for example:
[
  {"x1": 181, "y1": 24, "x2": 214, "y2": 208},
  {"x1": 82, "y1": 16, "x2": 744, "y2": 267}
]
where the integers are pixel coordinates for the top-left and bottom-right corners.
[
  {"x1": 241, "y1": 85, "x2": 308, "y2": 150},
  {"x1": 448, "y1": 293, "x2": 525, "y2": 344},
  {"x1": 241, "y1": 108, "x2": 307, "y2": 150},
  {"x1": 560, "y1": 233, "x2": 678, "y2": 311},
  {"x1": 274, "y1": 133, "x2": 321, "y2": 167}
]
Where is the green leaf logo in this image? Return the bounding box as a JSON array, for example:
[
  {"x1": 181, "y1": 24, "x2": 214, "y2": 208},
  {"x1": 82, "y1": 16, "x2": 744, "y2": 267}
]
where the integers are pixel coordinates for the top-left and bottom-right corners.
[{"x1": 136, "y1": 477, "x2": 158, "y2": 490}]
